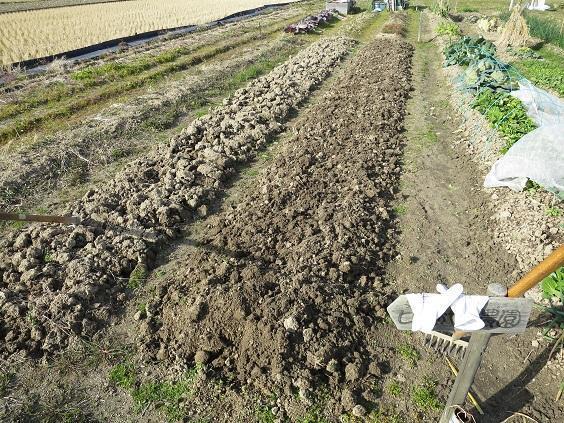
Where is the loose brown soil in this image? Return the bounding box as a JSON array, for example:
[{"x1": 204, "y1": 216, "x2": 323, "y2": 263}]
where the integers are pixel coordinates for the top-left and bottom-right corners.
[
  {"x1": 0, "y1": 36, "x2": 356, "y2": 360},
  {"x1": 379, "y1": 11, "x2": 563, "y2": 422},
  {"x1": 140, "y1": 36, "x2": 413, "y2": 420},
  {"x1": 0, "y1": 6, "x2": 562, "y2": 423}
]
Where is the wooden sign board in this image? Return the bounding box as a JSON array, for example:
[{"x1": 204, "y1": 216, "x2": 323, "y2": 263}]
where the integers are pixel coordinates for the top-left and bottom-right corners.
[{"x1": 387, "y1": 296, "x2": 533, "y2": 334}]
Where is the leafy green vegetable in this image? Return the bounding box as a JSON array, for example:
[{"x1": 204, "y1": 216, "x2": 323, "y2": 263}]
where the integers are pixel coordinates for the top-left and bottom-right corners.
[
  {"x1": 542, "y1": 267, "x2": 564, "y2": 302},
  {"x1": 472, "y1": 89, "x2": 536, "y2": 153},
  {"x1": 507, "y1": 46, "x2": 542, "y2": 60},
  {"x1": 513, "y1": 58, "x2": 564, "y2": 97},
  {"x1": 443, "y1": 36, "x2": 496, "y2": 67},
  {"x1": 436, "y1": 22, "x2": 461, "y2": 38},
  {"x1": 462, "y1": 57, "x2": 518, "y2": 92}
]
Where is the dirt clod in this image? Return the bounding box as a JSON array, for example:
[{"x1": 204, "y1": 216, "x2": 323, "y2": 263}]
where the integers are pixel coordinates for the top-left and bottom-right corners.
[
  {"x1": 141, "y1": 37, "x2": 413, "y2": 414},
  {"x1": 0, "y1": 36, "x2": 356, "y2": 361}
]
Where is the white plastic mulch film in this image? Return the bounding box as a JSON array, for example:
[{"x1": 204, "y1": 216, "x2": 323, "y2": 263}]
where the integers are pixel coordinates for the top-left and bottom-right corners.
[
  {"x1": 484, "y1": 80, "x2": 564, "y2": 197},
  {"x1": 527, "y1": 0, "x2": 550, "y2": 11}
]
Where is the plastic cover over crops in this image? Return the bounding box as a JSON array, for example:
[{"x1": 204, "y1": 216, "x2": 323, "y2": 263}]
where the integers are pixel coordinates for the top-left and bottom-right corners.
[{"x1": 485, "y1": 82, "x2": 564, "y2": 197}]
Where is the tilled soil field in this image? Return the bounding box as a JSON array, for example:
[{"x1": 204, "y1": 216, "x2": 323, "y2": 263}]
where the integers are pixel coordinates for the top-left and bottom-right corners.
[
  {"x1": 140, "y1": 37, "x2": 413, "y2": 419},
  {"x1": 0, "y1": 35, "x2": 307, "y2": 213},
  {"x1": 0, "y1": 36, "x2": 356, "y2": 360}
]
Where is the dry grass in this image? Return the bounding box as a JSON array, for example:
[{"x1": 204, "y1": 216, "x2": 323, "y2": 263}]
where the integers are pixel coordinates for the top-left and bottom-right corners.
[
  {"x1": 498, "y1": 6, "x2": 534, "y2": 48},
  {"x1": 381, "y1": 12, "x2": 407, "y2": 36},
  {"x1": 0, "y1": 0, "x2": 297, "y2": 65}
]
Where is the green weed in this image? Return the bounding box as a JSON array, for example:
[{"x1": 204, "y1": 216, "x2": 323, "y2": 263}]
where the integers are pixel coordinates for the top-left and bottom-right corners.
[
  {"x1": 412, "y1": 379, "x2": 442, "y2": 411},
  {"x1": 194, "y1": 106, "x2": 210, "y2": 118},
  {"x1": 132, "y1": 378, "x2": 192, "y2": 421},
  {"x1": 422, "y1": 129, "x2": 438, "y2": 144},
  {"x1": 137, "y1": 303, "x2": 147, "y2": 313},
  {"x1": 387, "y1": 381, "x2": 402, "y2": 397},
  {"x1": 393, "y1": 204, "x2": 407, "y2": 215},
  {"x1": 525, "y1": 180, "x2": 542, "y2": 194},
  {"x1": 4, "y1": 221, "x2": 25, "y2": 231},
  {"x1": 397, "y1": 344, "x2": 420, "y2": 367},
  {"x1": 259, "y1": 151, "x2": 273, "y2": 161},
  {"x1": 110, "y1": 148, "x2": 128, "y2": 160},
  {"x1": 43, "y1": 250, "x2": 54, "y2": 263},
  {"x1": 10, "y1": 391, "x2": 93, "y2": 423},
  {"x1": 301, "y1": 407, "x2": 328, "y2": 423},
  {"x1": 109, "y1": 362, "x2": 136, "y2": 389},
  {"x1": 256, "y1": 405, "x2": 277, "y2": 423},
  {"x1": 460, "y1": 7, "x2": 478, "y2": 12},
  {"x1": 110, "y1": 362, "x2": 201, "y2": 421},
  {"x1": 228, "y1": 59, "x2": 277, "y2": 89},
  {"x1": 26, "y1": 309, "x2": 38, "y2": 327},
  {"x1": 141, "y1": 108, "x2": 179, "y2": 131},
  {"x1": 243, "y1": 169, "x2": 259, "y2": 177},
  {"x1": 0, "y1": 372, "x2": 12, "y2": 397},
  {"x1": 525, "y1": 14, "x2": 564, "y2": 49},
  {"x1": 546, "y1": 207, "x2": 562, "y2": 217},
  {"x1": 128, "y1": 263, "x2": 148, "y2": 289}
]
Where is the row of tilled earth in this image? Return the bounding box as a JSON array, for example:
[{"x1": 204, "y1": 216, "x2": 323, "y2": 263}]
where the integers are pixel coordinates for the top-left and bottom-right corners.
[
  {"x1": 0, "y1": 37, "x2": 356, "y2": 359},
  {"x1": 141, "y1": 37, "x2": 414, "y2": 418},
  {"x1": 0, "y1": 34, "x2": 309, "y2": 212}
]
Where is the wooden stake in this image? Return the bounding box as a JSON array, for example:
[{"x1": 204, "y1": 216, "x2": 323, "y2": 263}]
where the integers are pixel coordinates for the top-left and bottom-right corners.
[
  {"x1": 445, "y1": 356, "x2": 484, "y2": 414},
  {"x1": 0, "y1": 212, "x2": 80, "y2": 225},
  {"x1": 417, "y1": 9, "x2": 423, "y2": 43}
]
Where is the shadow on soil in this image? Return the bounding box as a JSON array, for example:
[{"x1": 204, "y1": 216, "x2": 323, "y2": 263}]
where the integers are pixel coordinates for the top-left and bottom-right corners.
[{"x1": 481, "y1": 344, "x2": 552, "y2": 422}]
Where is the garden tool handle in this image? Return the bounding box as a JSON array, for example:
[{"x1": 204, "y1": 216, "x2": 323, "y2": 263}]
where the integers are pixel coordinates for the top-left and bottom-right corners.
[
  {"x1": 453, "y1": 245, "x2": 564, "y2": 340},
  {"x1": 508, "y1": 244, "x2": 564, "y2": 298},
  {"x1": 0, "y1": 212, "x2": 80, "y2": 225}
]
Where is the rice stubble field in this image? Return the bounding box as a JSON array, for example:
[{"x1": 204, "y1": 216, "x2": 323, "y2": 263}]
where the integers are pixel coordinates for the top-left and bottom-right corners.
[{"x1": 0, "y1": 0, "x2": 298, "y2": 65}]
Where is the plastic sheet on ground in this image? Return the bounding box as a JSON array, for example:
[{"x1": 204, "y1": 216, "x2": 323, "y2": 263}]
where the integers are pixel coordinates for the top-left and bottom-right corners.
[
  {"x1": 511, "y1": 81, "x2": 564, "y2": 126},
  {"x1": 484, "y1": 123, "x2": 564, "y2": 196},
  {"x1": 484, "y1": 80, "x2": 564, "y2": 195},
  {"x1": 527, "y1": 0, "x2": 550, "y2": 11}
]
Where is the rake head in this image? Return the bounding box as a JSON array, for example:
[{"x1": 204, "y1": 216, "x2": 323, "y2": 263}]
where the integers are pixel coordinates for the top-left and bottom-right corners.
[{"x1": 422, "y1": 331, "x2": 469, "y2": 358}]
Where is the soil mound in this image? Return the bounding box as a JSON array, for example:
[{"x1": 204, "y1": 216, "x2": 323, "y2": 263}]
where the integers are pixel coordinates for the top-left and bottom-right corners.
[
  {"x1": 141, "y1": 37, "x2": 414, "y2": 415},
  {"x1": 0, "y1": 37, "x2": 355, "y2": 360}
]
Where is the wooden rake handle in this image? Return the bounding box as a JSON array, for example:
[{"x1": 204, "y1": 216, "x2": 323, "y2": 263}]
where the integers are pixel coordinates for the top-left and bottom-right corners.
[
  {"x1": 508, "y1": 244, "x2": 564, "y2": 298},
  {"x1": 452, "y1": 244, "x2": 564, "y2": 341},
  {"x1": 0, "y1": 212, "x2": 80, "y2": 225}
]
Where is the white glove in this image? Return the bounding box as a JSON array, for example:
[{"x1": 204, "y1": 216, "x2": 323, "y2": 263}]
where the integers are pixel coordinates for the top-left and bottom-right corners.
[
  {"x1": 406, "y1": 284, "x2": 463, "y2": 333},
  {"x1": 437, "y1": 284, "x2": 489, "y2": 331}
]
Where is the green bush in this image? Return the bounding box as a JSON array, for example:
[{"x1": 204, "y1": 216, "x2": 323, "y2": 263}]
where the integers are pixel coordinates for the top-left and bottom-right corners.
[{"x1": 412, "y1": 379, "x2": 442, "y2": 411}]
